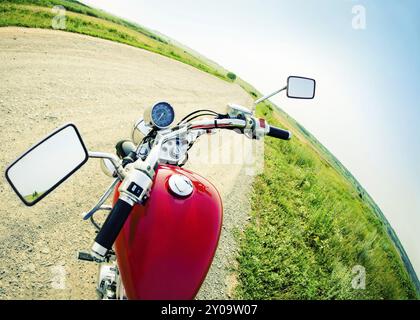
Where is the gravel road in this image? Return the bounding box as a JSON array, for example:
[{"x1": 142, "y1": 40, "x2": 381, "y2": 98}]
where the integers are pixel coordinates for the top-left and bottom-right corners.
[{"x1": 0, "y1": 27, "x2": 258, "y2": 299}]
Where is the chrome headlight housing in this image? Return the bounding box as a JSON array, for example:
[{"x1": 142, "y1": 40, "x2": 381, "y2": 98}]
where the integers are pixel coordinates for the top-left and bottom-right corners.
[{"x1": 132, "y1": 118, "x2": 152, "y2": 145}]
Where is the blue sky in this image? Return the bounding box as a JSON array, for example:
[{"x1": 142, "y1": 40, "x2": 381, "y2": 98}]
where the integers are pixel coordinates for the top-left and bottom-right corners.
[{"x1": 80, "y1": 0, "x2": 420, "y2": 276}]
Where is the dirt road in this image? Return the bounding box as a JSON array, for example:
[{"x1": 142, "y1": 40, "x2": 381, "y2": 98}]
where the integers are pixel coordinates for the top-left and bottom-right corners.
[{"x1": 0, "y1": 27, "x2": 256, "y2": 299}]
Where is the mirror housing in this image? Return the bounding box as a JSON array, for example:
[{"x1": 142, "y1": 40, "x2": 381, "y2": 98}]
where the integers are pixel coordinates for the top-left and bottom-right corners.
[
  {"x1": 5, "y1": 124, "x2": 88, "y2": 206},
  {"x1": 287, "y1": 76, "x2": 316, "y2": 99},
  {"x1": 253, "y1": 75, "x2": 316, "y2": 106}
]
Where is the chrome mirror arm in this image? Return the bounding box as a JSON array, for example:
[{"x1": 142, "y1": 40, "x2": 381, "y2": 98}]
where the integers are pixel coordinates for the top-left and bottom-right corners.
[
  {"x1": 88, "y1": 151, "x2": 125, "y2": 179},
  {"x1": 88, "y1": 151, "x2": 120, "y2": 168},
  {"x1": 253, "y1": 86, "x2": 287, "y2": 110},
  {"x1": 82, "y1": 178, "x2": 119, "y2": 220}
]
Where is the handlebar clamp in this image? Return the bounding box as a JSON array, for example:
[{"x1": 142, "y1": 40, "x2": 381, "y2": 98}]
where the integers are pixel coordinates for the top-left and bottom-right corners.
[{"x1": 244, "y1": 116, "x2": 269, "y2": 140}]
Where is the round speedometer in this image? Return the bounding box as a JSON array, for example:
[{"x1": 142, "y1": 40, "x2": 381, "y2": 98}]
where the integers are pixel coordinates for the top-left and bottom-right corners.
[{"x1": 145, "y1": 102, "x2": 175, "y2": 129}]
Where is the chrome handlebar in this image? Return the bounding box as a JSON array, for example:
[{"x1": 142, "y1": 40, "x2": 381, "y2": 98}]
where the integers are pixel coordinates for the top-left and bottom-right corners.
[{"x1": 188, "y1": 118, "x2": 248, "y2": 130}]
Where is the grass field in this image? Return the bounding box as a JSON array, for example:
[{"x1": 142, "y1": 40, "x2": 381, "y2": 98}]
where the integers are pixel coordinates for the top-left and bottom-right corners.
[
  {"x1": 1, "y1": 0, "x2": 418, "y2": 299},
  {"x1": 235, "y1": 102, "x2": 418, "y2": 299}
]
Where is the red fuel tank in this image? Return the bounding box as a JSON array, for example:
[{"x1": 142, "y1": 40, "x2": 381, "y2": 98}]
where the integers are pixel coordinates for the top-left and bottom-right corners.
[{"x1": 113, "y1": 164, "x2": 223, "y2": 300}]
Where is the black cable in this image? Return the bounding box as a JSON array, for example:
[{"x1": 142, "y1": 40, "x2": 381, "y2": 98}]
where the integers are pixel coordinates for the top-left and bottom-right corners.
[
  {"x1": 177, "y1": 109, "x2": 219, "y2": 125},
  {"x1": 142, "y1": 135, "x2": 153, "y2": 148},
  {"x1": 179, "y1": 153, "x2": 188, "y2": 167},
  {"x1": 140, "y1": 132, "x2": 156, "y2": 149},
  {"x1": 181, "y1": 113, "x2": 218, "y2": 124},
  {"x1": 90, "y1": 215, "x2": 101, "y2": 231}
]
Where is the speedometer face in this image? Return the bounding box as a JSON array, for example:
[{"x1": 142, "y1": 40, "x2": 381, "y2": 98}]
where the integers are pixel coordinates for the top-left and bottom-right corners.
[{"x1": 151, "y1": 102, "x2": 175, "y2": 129}]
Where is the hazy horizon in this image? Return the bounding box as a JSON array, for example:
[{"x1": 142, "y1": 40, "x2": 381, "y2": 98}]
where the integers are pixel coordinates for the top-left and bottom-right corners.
[{"x1": 80, "y1": 0, "x2": 420, "y2": 278}]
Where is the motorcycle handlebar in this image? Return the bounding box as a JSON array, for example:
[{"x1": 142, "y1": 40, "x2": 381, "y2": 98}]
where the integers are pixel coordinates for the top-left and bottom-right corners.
[
  {"x1": 188, "y1": 117, "x2": 292, "y2": 141},
  {"x1": 93, "y1": 198, "x2": 133, "y2": 256},
  {"x1": 189, "y1": 118, "x2": 246, "y2": 130},
  {"x1": 267, "y1": 125, "x2": 292, "y2": 140}
]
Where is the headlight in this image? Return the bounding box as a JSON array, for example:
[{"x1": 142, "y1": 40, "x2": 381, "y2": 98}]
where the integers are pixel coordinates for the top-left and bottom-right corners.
[{"x1": 132, "y1": 118, "x2": 152, "y2": 145}]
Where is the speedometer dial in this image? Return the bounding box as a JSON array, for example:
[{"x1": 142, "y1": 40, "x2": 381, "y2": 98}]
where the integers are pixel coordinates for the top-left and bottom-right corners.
[{"x1": 148, "y1": 102, "x2": 175, "y2": 129}]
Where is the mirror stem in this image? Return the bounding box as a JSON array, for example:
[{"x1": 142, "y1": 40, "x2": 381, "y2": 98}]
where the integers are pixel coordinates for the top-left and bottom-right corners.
[
  {"x1": 82, "y1": 178, "x2": 119, "y2": 220},
  {"x1": 88, "y1": 151, "x2": 123, "y2": 176},
  {"x1": 253, "y1": 86, "x2": 287, "y2": 106}
]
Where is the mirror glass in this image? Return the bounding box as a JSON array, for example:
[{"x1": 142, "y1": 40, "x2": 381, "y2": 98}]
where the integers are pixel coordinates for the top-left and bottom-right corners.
[
  {"x1": 6, "y1": 124, "x2": 88, "y2": 206},
  {"x1": 287, "y1": 76, "x2": 316, "y2": 99}
]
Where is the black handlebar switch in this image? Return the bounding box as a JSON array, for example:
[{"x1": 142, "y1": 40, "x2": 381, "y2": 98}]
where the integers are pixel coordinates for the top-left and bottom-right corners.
[{"x1": 127, "y1": 182, "x2": 144, "y2": 198}]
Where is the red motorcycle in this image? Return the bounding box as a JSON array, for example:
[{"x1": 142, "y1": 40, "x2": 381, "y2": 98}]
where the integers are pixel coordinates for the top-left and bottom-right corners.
[{"x1": 5, "y1": 76, "x2": 315, "y2": 299}]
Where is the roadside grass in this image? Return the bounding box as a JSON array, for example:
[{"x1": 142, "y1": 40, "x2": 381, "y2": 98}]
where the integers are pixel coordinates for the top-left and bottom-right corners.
[
  {"x1": 0, "y1": 1, "x2": 229, "y2": 81},
  {"x1": 1, "y1": 0, "x2": 418, "y2": 299},
  {"x1": 233, "y1": 102, "x2": 418, "y2": 299},
  {"x1": 23, "y1": 191, "x2": 44, "y2": 202}
]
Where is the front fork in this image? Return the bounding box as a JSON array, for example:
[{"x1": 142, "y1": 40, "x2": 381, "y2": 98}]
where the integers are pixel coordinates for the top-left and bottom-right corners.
[
  {"x1": 78, "y1": 248, "x2": 126, "y2": 299},
  {"x1": 97, "y1": 258, "x2": 126, "y2": 300}
]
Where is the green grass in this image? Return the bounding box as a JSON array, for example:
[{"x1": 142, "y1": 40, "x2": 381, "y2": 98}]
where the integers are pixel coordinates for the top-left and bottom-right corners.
[
  {"x1": 0, "y1": 1, "x2": 230, "y2": 81},
  {"x1": 23, "y1": 190, "x2": 44, "y2": 203},
  {"x1": 233, "y1": 103, "x2": 418, "y2": 299},
  {"x1": 1, "y1": 0, "x2": 418, "y2": 299}
]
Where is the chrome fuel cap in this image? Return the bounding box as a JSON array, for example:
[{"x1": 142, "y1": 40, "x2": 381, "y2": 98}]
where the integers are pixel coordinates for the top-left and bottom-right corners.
[{"x1": 168, "y1": 174, "x2": 193, "y2": 197}]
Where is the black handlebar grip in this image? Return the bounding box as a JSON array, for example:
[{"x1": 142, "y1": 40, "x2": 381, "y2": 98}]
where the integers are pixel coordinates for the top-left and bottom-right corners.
[
  {"x1": 267, "y1": 125, "x2": 292, "y2": 140},
  {"x1": 94, "y1": 198, "x2": 133, "y2": 252}
]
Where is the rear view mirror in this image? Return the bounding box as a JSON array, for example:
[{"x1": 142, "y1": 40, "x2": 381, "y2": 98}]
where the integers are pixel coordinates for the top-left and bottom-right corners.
[
  {"x1": 287, "y1": 76, "x2": 316, "y2": 99},
  {"x1": 5, "y1": 124, "x2": 88, "y2": 206}
]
